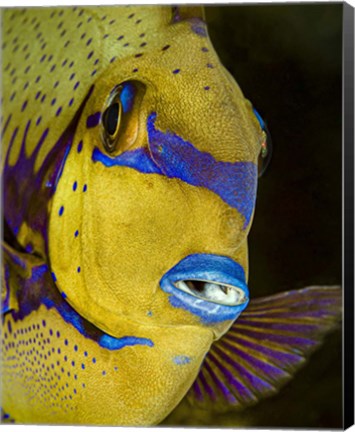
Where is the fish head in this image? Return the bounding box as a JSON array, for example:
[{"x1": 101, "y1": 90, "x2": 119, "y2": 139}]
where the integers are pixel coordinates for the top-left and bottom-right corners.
[{"x1": 48, "y1": 10, "x2": 267, "y2": 359}]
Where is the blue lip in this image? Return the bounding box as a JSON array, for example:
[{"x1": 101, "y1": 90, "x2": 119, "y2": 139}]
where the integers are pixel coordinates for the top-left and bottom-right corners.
[{"x1": 160, "y1": 254, "x2": 249, "y2": 324}]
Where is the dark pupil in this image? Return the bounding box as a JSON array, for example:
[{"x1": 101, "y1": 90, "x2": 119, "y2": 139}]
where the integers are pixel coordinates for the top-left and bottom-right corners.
[{"x1": 104, "y1": 103, "x2": 119, "y2": 136}]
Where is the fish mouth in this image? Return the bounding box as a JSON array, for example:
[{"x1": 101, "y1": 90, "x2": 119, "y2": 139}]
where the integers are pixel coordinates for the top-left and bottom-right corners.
[
  {"x1": 160, "y1": 253, "x2": 249, "y2": 324},
  {"x1": 174, "y1": 279, "x2": 248, "y2": 306}
]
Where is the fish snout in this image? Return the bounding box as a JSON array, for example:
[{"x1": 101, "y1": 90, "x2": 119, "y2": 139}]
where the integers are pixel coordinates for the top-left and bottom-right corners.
[{"x1": 160, "y1": 254, "x2": 249, "y2": 325}]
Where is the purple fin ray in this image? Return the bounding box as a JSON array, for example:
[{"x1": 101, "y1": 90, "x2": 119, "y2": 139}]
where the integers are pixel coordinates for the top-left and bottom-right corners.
[{"x1": 187, "y1": 285, "x2": 341, "y2": 411}]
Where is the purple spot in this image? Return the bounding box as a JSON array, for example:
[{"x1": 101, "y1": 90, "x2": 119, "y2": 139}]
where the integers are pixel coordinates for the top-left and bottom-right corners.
[
  {"x1": 69, "y1": 98, "x2": 74, "y2": 107},
  {"x1": 77, "y1": 140, "x2": 83, "y2": 153},
  {"x1": 83, "y1": 184, "x2": 87, "y2": 192},
  {"x1": 36, "y1": 116, "x2": 42, "y2": 126},
  {"x1": 58, "y1": 206, "x2": 64, "y2": 216},
  {"x1": 128, "y1": 13, "x2": 134, "y2": 19},
  {"x1": 56, "y1": 107, "x2": 62, "y2": 116},
  {"x1": 207, "y1": 63, "x2": 214, "y2": 68},
  {"x1": 91, "y1": 70, "x2": 97, "y2": 76},
  {"x1": 109, "y1": 19, "x2": 115, "y2": 24},
  {"x1": 133, "y1": 68, "x2": 138, "y2": 73},
  {"x1": 87, "y1": 51, "x2": 93, "y2": 59},
  {"x1": 35, "y1": 75, "x2": 41, "y2": 83},
  {"x1": 94, "y1": 58, "x2": 99, "y2": 65},
  {"x1": 81, "y1": 364, "x2": 85, "y2": 369},
  {"x1": 201, "y1": 47, "x2": 209, "y2": 52},
  {"x1": 74, "y1": 81, "x2": 80, "y2": 90},
  {"x1": 92, "y1": 358, "x2": 96, "y2": 363},
  {"x1": 74, "y1": 230, "x2": 79, "y2": 237},
  {"x1": 10, "y1": 92, "x2": 16, "y2": 101},
  {"x1": 84, "y1": 351, "x2": 88, "y2": 357},
  {"x1": 123, "y1": 43, "x2": 129, "y2": 47},
  {"x1": 81, "y1": 32, "x2": 86, "y2": 40},
  {"x1": 50, "y1": 64, "x2": 56, "y2": 72},
  {"x1": 86, "y1": 112, "x2": 101, "y2": 128},
  {"x1": 102, "y1": 371, "x2": 106, "y2": 376},
  {"x1": 191, "y1": 22, "x2": 207, "y2": 37},
  {"x1": 110, "y1": 56, "x2": 116, "y2": 63},
  {"x1": 41, "y1": 94, "x2": 46, "y2": 103},
  {"x1": 69, "y1": 61, "x2": 74, "y2": 68},
  {"x1": 204, "y1": 86, "x2": 210, "y2": 91},
  {"x1": 54, "y1": 81, "x2": 59, "y2": 88},
  {"x1": 51, "y1": 98, "x2": 56, "y2": 106},
  {"x1": 40, "y1": 54, "x2": 46, "y2": 62},
  {"x1": 117, "y1": 35, "x2": 124, "y2": 41},
  {"x1": 21, "y1": 100, "x2": 28, "y2": 112},
  {"x1": 77, "y1": 267, "x2": 81, "y2": 273},
  {"x1": 72, "y1": 181, "x2": 78, "y2": 191},
  {"x1": 103, "y1": 34, "x2": 109, "y2": 39},
  {"x1": 162, "y1": 44, "x2": 170, "y2": 51},
  {"x1": 62, "y1": 59, "x2": 67, "y2": 67},
  {"x1": 64, "y1": 40, "x2": 70, "y2": 48},
  {"x1": 135, "y1": 53, "x2": 143, "y2": 58},
  {"x1": 173, "y1": 69, "x2": 180, "y2": 74},
  {"x1": 86, "y1": 38, "x2": 92, "y2": 46},
  {"x1": 140, "y1": 42, "x2": 147, "y2": 47},
  {"x1": 70, "y1": 73, "x2": 75, "y2": 81}
]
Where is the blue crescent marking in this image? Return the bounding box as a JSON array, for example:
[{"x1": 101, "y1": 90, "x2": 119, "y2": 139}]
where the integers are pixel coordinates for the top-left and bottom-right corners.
[{"x1": 92, "y1": 112, "x2": 257, "y2": 228}]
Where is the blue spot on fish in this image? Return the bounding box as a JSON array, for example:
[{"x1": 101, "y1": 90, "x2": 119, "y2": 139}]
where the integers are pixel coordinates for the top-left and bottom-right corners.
[
  {"x1": 173, "y1": 355, "x2": 191, "y2": 365},
  {"x1": 86, "y1": 112, "x2": 101, "y2": 128}
]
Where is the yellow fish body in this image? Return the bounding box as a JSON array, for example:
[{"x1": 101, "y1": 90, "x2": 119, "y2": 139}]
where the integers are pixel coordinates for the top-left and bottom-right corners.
[{"x1": 1, "y1": 5, "x2": 341, "y2": 426}]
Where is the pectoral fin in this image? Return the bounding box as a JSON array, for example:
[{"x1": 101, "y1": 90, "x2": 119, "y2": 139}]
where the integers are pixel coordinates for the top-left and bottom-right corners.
[
  {"x1": 1, "y1": 241, "x2": 44, "y2": 314},
  {"x1": 187, "y1": 285, "x2": 341, "y2": 410}
]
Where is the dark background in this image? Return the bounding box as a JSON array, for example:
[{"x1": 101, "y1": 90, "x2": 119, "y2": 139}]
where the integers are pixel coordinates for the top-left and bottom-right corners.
[{"x1": 162, "y1": 3, "x2": 343, "y2": 428}]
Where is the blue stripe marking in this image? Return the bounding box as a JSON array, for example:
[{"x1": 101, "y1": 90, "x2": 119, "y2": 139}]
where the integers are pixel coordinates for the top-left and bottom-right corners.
[
  {"x1": 99, "y1": 335, "x2": 154, "y2": 350},
  {"x1": 25, "y1": 265, "x2": 154, "y2": 352},
  {"x1": 92, "y1": 112, "x2": 257, "y2": 228},
  {"x1": 92, "y1": 146, "x2": 160, "y2": 173},
  {"x1": 160, "y1": 253, "x2": 249, "y2": 324}
]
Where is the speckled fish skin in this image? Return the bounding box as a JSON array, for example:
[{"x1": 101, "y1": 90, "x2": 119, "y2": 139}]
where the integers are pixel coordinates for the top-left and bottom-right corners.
[
  {"x1": 1, "y1": 5, "x2": 341, "y2": 426},
  {"x1": 1, "y1": 5, "x2": 261, "y2": 425}
]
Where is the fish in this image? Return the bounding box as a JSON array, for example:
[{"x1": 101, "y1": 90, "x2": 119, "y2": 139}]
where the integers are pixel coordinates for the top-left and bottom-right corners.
[{"x1": 1, "y1": 5, "x2": 341, "y2": 426}]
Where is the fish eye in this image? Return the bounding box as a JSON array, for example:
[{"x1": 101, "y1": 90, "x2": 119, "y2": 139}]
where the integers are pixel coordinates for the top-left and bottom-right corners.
[
  {"x1": 253, "y1": 107, "x2": 272, "y2": 177},
  {"x1": 101, "y1": 81, "x2": 144, "y2": 154},
  {"x1": 174, "y1": 279, "x2": 248, "y2": 306},
  {"x1": 103, "y1": 102, "x2": 121, "y2": 137},
  {"x1": 102, "y1": 86, "x2": 124, "y2": 152}
]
